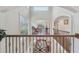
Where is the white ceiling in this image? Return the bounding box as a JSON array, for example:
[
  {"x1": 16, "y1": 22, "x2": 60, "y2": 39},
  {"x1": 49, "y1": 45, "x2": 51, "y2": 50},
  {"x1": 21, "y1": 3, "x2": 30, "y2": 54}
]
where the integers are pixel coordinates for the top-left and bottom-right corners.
[
  {"x1": 60, "y1": 6, "x2": 79, "y2": 13},
  {"x1": 69, "y1": 6, "x2": 79, "y2": 12},
  {"x1": 0, "y1": 6, "x2": 79, "y2": 13}
]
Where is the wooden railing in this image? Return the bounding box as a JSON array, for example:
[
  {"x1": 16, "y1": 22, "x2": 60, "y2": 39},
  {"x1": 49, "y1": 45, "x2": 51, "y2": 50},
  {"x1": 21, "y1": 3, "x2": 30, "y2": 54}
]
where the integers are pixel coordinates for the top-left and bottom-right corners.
[
  {"x1": 2, "y1": 34, "x2": 76, "y2": 53},
  {"x1": 53, "y1": 29, "x2": 71, "y2": 52}
]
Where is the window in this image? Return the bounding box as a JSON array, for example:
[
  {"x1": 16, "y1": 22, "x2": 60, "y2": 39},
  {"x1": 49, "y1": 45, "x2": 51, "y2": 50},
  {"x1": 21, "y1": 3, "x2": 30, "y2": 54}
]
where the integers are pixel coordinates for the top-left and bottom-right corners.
[
  {"x1": 31, "y1": 6, "x2": 50, "y2": 35},
  {"x1": 32, "y1": 6, "x2": 48, "y2": 11},
  {"x1": 19, "y1": 16, "x2": 28, "y2": 35}
]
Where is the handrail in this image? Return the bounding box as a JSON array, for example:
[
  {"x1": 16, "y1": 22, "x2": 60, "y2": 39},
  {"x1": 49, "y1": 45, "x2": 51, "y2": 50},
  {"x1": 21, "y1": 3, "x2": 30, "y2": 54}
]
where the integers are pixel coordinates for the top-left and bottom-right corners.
[
  {"x1": 6, "y1": 35, "x2": 75, "y2": 37},
  {"x1": 4, "y1": 34, "x2": 78, "y2": 53}
]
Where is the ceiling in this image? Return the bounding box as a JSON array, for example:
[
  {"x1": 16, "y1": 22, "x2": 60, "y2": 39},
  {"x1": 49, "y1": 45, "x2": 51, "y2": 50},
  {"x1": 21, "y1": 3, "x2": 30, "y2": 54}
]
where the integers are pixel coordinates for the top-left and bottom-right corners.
[
  {"x1": 60, "y1": 6, "x2": 79, "y2": 13},
  {"x1": 0, "y1": 6, "x2": 79, "y2": 13}
]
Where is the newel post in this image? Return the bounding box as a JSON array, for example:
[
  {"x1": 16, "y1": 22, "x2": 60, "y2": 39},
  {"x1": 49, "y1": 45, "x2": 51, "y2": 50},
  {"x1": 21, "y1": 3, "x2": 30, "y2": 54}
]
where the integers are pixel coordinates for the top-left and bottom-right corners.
[{"x1": 75, "y1": 33, "x2": 79, "y2": 39}]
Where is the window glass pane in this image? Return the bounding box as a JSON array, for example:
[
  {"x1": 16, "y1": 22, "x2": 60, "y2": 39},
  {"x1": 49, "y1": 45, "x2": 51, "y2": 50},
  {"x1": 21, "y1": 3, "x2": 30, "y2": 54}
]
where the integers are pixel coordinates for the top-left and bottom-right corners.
[
  {"x1": 32, "y1": 7, "x2": 48, "y2": 11},
  {"x1": 19, "y1": 16, "x2": 28, "y2": 35}
]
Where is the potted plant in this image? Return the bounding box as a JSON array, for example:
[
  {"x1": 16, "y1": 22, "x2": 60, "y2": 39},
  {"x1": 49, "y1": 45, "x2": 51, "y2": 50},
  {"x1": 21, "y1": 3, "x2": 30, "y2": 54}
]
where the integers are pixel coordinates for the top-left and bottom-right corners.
[{"x1": 0, "y1": 29, "x2": 6, "y2": 41}]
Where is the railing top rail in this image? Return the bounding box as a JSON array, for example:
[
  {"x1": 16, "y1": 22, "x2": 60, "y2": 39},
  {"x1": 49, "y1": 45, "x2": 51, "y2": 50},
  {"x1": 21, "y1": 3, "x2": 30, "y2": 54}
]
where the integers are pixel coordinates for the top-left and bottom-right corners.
[{"x1": 6, "y1": 35, "x2": 75, "y2": 37}]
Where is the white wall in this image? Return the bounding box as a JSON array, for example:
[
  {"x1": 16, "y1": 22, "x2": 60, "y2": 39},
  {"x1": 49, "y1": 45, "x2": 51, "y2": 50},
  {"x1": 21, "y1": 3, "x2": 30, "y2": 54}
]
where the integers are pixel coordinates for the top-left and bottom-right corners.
[
  {"x1": 4, "y1": 7, "x2": 29, "y2": 35},
  {"x1": 0, "y1": 13, "x2": 6, "y2": 29},
  {"x1": 52, "y1": 7, "x2": 74, "y2": 33},
  {"x1": 73, "y1": 13, "x2": 79, "y2": 53},
  {"x1": 53, "y1": 7, "x2": 74, "y2": 20}
]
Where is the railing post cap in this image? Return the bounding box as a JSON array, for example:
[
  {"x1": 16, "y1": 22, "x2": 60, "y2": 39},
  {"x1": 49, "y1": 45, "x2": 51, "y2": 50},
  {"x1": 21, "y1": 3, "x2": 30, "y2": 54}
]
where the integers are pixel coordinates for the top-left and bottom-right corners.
[{"x1": 75, "y1": 33, "x2": 79, "y2": 39}]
